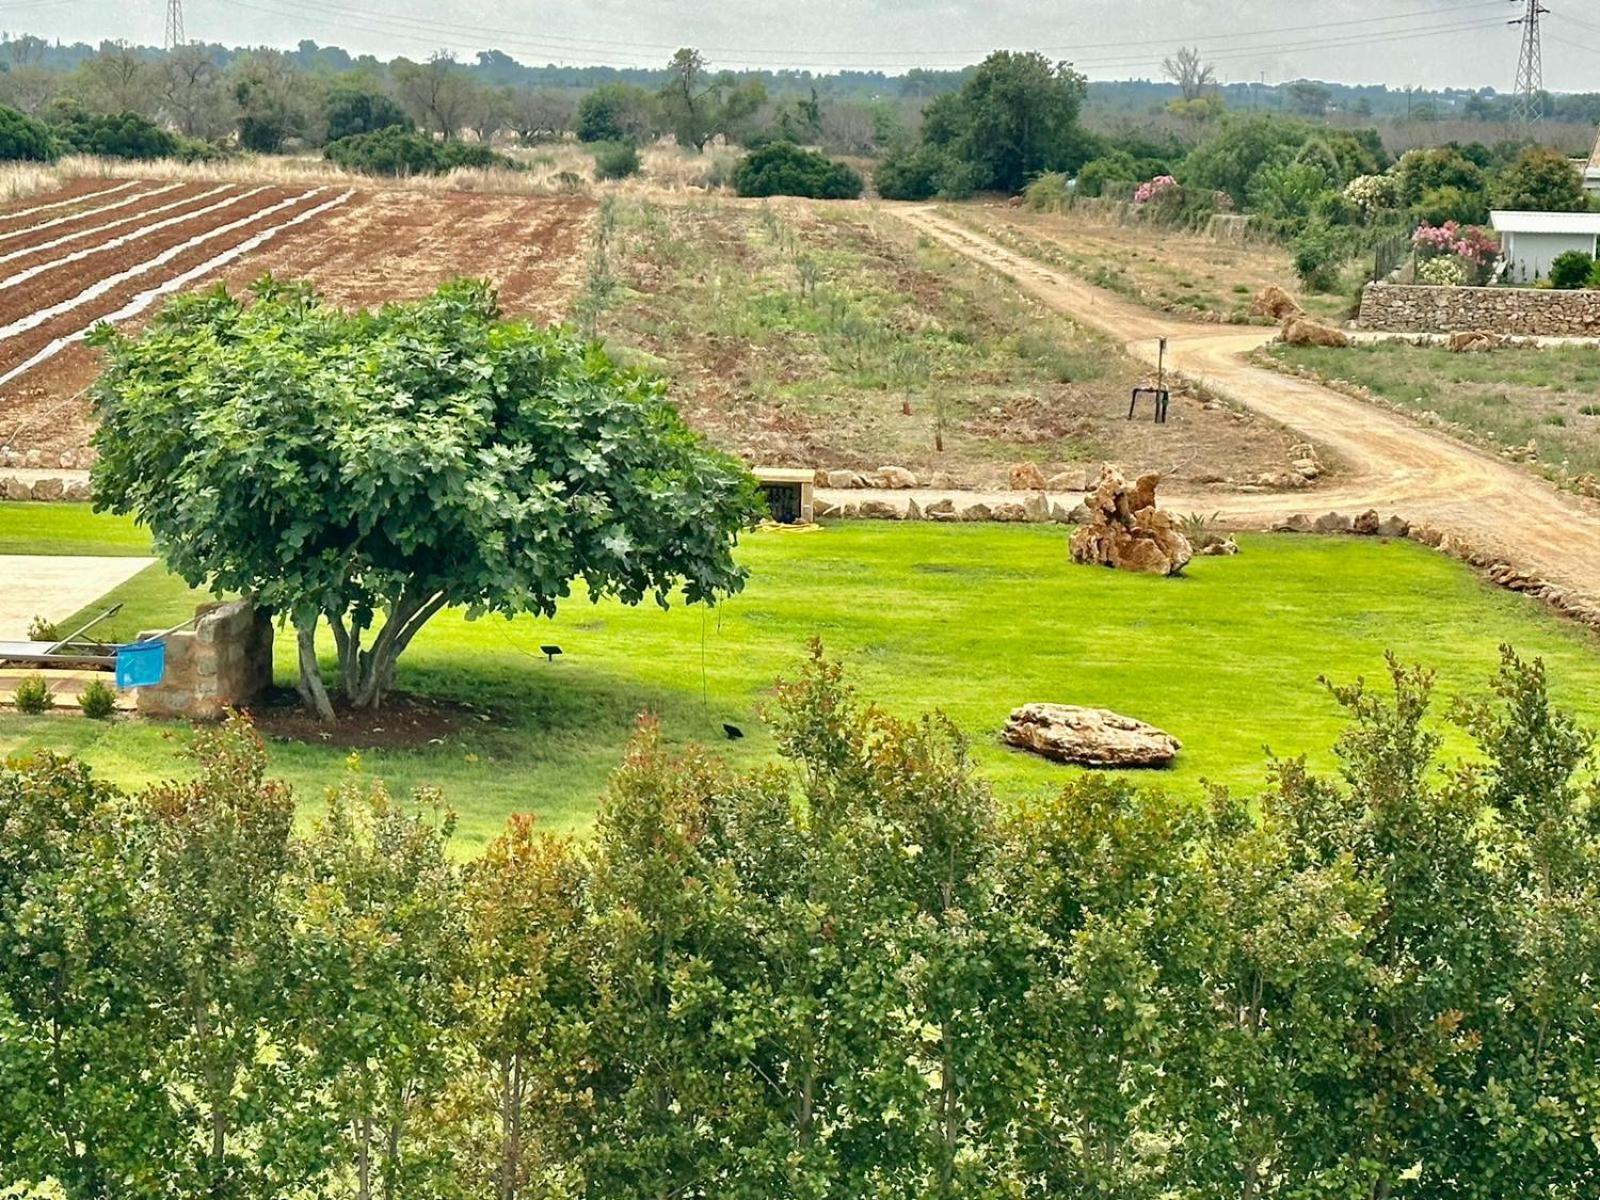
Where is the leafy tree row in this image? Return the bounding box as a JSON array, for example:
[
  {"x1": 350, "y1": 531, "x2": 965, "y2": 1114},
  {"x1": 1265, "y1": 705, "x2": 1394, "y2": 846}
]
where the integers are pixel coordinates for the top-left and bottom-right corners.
[{"x1": 5, "y1": 643, "x2": 1600, "y2": 1198}]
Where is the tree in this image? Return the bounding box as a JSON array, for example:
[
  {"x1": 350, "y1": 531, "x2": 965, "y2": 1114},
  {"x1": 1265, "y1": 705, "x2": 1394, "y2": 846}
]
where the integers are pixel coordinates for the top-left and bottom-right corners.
[
  {"x1": 656, "y1": 48, "x2": 766, "y2": 152},
  {"x1": 1494, "y1": 145, "x2": 1586, "y2": 213},
  {"x1": 733, "y1": 141, "x2": 863, "y2": 198},
  {"x1": 1284, "y1": 80, "x2": 1332, "y2": 117},
  {"x1": 504, "y1": 87, "x2": 573, "y2": 143},
  {"x1": 1162, "y1": 45, "x2": 1215, "y2": 102},
  {"x1": 392, "y1": 52, "x2": 480, "y2": 140},
  {"x1": 229, "y1": 50, "x2": 314, "y2": 152},
  {"x1": 161, "y1": 44, "x2": 229, "y2": 141},
  {"x1": 576, "y1": 82, "x2": 655, "y2": 144},
  {"x1": 323, "y1": 82, "x2": 413, "y2": 142},
  {"x1": 88, "y1": 278, "x2": 761, "y2": 719},
  {"x1": 923, "y1": 50, "x2": 1091, "y2": 193},
  {"x1": 72, "y1": 41, "x2": 160, "y2": 118},
  {"x1": 0, "y1": 103, "x2": 58, "y2": 161},
  {"x1": 1182, "y1": 114, "x2": 1308, "y2": 207}
]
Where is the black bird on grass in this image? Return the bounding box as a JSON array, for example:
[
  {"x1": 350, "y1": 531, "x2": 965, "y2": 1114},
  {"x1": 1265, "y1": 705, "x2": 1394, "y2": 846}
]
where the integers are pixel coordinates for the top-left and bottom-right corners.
[{"x1": 723, "y1": 723, "x2": 744, "y2": 740}]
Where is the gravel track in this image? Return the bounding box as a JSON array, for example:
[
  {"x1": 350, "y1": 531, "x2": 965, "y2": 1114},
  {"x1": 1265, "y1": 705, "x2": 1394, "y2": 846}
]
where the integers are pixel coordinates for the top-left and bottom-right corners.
[{"x1": 892, "y1": 205, "x2": 1600, "y2": 602}]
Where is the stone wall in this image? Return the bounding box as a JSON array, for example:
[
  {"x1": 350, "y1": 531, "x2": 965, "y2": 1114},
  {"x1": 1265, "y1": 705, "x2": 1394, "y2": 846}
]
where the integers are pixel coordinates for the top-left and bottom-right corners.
[
  {"x1": 137, "y1": 599, "x2": 274, "y2": 721},
  {"x1": 1359, "y1": 281, "x2": 1600, "y2": 336}
]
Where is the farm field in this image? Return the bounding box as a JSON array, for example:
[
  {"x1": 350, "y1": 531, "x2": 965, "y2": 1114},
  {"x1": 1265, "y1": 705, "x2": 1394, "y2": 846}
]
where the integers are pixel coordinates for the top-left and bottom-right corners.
[
  {"x1": 598, "y1": 195, "x2": 1302, "y2": 487},
  {"x1": 938, "y1": 201, "x2": 1364, "y2": 324},
  {"x1": 1268, "y1": 340, "x2": 1600, "y2": 482},
  {"x1": 8, "y1": 505, "x2": 1600, "y2": 851},
  {"x1": 0, "y1": 177, "x2": 593, "y2": 459}
]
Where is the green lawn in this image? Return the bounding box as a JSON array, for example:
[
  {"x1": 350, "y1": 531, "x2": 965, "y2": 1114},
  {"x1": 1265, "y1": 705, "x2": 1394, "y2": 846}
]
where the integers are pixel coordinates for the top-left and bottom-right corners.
[
  {"x1": 0, "y1": 502, "x2": 152, "y2": 555},
  {"x1": 1269, "y1": 341, "x2": 1600, "y2": 480},
  {"x1": 6, "y1": 510, "x2": 1600, "y2": 851}
]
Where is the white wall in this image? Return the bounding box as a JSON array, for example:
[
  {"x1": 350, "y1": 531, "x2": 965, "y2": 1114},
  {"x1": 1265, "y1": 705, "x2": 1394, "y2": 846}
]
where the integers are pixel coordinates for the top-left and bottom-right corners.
[{"x1": 1503, "y1": 230, "x2": 1600, "y2": 283}]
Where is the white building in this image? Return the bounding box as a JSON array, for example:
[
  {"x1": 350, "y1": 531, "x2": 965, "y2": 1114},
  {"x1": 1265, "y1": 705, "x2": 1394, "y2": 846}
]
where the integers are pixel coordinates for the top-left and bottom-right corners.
[{"x1": 1490, "y1": 210, "x2": 1600, "y2": 283}]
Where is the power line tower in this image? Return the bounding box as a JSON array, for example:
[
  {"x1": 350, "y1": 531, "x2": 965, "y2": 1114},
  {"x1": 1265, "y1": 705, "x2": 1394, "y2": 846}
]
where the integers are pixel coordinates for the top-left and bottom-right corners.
[
  {"x1": 1510, "y1": 0, "x2": 1548, "y2": 125},
  {"x1": 163, "y1": 0, "x2": 185, "y2": 51}
]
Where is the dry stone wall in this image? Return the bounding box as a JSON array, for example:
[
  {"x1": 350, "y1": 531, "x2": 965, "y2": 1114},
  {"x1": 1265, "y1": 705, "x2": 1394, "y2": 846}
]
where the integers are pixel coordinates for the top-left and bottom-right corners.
[{"x1": 1359, "y1": 282, "x2": 1600, "y2": 336}]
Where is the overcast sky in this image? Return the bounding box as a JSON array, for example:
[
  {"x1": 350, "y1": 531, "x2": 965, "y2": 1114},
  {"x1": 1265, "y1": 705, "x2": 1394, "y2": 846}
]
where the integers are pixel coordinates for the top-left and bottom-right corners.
[{"x1": 7, "y1": 0, "x2": 1599, "y2": 90}]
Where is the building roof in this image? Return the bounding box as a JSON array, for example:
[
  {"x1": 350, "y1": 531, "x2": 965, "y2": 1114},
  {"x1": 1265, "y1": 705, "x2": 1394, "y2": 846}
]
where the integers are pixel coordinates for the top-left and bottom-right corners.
[
  {"x1": 1590, "y1": 127, "x2": 1600, "y2": 170},
  {"x1": 1490, "y1": 210, "x2": 1600, "y2": 235}
]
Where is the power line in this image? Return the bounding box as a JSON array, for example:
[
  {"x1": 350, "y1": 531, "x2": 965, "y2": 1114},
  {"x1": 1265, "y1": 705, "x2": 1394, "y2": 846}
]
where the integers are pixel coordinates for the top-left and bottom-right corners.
[{"x1": 1510, "y1": 0, "x2": 1548, "y2": 125}]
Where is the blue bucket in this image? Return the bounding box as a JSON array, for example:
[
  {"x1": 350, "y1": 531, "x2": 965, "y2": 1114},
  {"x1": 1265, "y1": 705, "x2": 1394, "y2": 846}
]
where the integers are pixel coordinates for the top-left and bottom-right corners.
[{"x1": 115, "y1": 641, "x2": 167, "y2": 690}]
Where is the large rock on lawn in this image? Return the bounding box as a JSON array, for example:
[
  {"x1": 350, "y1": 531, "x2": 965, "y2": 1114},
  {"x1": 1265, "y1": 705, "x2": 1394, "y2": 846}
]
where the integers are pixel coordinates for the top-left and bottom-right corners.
[
  {"x1": 1003, "y1": 703, "x2": 1180, "y2": 767},
  {"x1": 1069, "y1": 464, "x2": 1192, "y2": 576},
  {"x1": 1279, "y1": 317, "x2": 1351, "y2": 348},
  {"x1": 1250, "y1": 285, "x2": 1304, "y2": 321}
]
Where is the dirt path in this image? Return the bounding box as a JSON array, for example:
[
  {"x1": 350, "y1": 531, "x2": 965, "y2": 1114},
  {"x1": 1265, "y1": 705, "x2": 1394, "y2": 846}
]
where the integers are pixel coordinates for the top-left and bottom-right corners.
[{"x1": 892, "y1": 205, "x2": 1600, "y2": 601}]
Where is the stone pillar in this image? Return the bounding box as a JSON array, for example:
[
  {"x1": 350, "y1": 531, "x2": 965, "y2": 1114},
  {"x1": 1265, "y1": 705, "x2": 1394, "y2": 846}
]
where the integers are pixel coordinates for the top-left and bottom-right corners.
[{"x1": 136, "y1": 599, "x2": 274, "y2": 721}]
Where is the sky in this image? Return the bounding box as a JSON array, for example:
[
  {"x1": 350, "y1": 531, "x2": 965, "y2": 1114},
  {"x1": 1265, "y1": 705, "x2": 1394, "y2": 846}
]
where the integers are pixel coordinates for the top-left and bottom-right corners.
[{"x1": 5, "y1": 0, "x2": 1599, "y2": 90}]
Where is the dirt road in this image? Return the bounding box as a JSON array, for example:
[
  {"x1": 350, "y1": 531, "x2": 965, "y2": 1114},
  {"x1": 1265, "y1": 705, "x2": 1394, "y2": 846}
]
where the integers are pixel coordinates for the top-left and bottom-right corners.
[{"x1": 891, "y1": 205, "x2": 1600, "y2": 601}]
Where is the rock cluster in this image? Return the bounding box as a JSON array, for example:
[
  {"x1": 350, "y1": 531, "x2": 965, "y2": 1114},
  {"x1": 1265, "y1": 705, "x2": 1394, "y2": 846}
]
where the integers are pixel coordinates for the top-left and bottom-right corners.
[
  {"x1": 1003, "y1": 703, "x2": 1180, "y2": 767},
  {"x1": 1069, "y1": 466, "x2": 1192, "y2": 576},
  {"x1": 1274, "y1": 509, "x2": 1408, "y2": 538},
  {"x1": 1249, "y1": 285, "x2": 1304, "y2": 321},
  {"x1": 1448, "y1": 330, "x2": 1502, "y2": 353},
  {"x1": 1, "y1": 476, "x2": 91, "y2": 501},
  {"x1": 1358, "y1": 282, "x2": 1600, "y2": 337}
]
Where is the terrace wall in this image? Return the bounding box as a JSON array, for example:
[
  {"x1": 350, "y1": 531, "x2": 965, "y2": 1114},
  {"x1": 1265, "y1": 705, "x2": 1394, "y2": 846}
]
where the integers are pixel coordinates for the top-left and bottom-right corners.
[{"x1": 1358, "y1": 281, "x2": 1600, "y2": 336}]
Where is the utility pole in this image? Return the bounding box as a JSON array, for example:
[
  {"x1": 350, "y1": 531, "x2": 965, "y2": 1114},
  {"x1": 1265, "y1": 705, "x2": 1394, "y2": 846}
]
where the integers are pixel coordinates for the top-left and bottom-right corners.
[
  {"x1": 164, "y1": 0, "x2": 185, "y2": 51},
  {"x1": 1510, "y1": 0, "x2": 1548, "y2": 126}
]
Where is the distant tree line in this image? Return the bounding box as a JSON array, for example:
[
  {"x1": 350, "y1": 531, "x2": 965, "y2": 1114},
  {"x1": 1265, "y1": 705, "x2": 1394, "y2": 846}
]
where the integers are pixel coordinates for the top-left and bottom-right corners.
[{"x1": 4, "y1": 645, "x2": 1600, "y2": 1198}]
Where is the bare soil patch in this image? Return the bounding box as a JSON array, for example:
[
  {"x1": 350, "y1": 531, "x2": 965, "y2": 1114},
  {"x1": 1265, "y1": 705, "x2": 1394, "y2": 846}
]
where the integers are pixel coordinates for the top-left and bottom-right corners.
[{"x1": 251, "y1": 688, "x2": 484, "y2": 750}]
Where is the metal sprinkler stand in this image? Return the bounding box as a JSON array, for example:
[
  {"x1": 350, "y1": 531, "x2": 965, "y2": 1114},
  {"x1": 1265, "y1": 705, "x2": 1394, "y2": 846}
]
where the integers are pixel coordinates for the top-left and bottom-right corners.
[{"x1": 1128, "y1": 337, "x2": 1170, "y2": 424}]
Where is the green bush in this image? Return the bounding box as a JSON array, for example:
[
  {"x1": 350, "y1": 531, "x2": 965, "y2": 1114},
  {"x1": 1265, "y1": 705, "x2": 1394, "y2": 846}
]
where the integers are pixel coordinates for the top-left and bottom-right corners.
[
  {"x1": 48, "y1": 108, "x2": 179, "y2": 160},
  {"x1": 26, "y1": 615, "x2": 58, "y2": 641},
  {"x1": 1291, "y1": 221, "x2": 1348, "y2": 292},
  {"x1": 873, "y1": 143, "x2": 951, "y2": 201},
  {"x1": 13, "y1": 672, "x2": 54, "y2": 714},
  {"x1": 76, "y1": 678, "x2": 117, "y2": 720},
  {"x1": 732, "y1": 141, "x2": 862, "y2": 200},
  {"x1": 591, "y1": 141, "x2": 641, "y2": 181},
  {"x1": 1412, "y1": 184, "x2": 1489, "y2": 227},
  {"x1": 0, "y1": 104, "x2": 59, "y2": 162},
  {"x1": 1587, "y1": 261, "x2": 1600, "y2": 290},
  {"x1": 1074, "y1": 151, "x2": 1140, "y2": 197},
  {"x1": 324, "y1": 128, "x2": 515, "y2": 177},
  {"x1": 1549, "y1": 249, "x2": 1593, "y2": 290},
  {"x1": 1022, "y1": 170, "x2": 1070, "y2": 212},
  {"x1": 323, "y1": 85, "x2": 414, "y2": 143}
]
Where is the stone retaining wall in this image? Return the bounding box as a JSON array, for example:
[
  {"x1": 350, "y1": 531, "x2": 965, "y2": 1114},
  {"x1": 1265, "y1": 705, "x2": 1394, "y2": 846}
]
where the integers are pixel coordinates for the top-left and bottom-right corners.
[
  {"x1": 2, "y1": 476, "x2": 90, "y2": 501},
  {"x1": 137, "y1": 600, "x2": 274, "y2": 722},
  {"x1": 1359, "y1": 281, "x2": 1600, "y2": 335}
]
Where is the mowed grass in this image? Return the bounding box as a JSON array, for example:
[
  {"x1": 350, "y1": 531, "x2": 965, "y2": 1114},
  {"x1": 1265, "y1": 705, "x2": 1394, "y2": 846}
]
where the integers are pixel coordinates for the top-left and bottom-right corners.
[
  {"x1": 6, "y1": 507, "x2": 1600, "y2": 852},
  {"x1": 1270, "y1": 341, "x2": 1600, "y2": 479},
  {"x1": 0, "y1": 502, "x2": 151, "y2": 556}
]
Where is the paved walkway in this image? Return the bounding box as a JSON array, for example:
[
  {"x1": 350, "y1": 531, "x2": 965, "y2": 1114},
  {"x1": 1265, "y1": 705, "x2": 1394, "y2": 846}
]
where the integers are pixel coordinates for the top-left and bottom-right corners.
[
  {"x1": 0, "y1": 554, "x2": 154, "y2": 639},
  {"x1": 888, "y1": 206, "x2": 1600, "y2": 602}
]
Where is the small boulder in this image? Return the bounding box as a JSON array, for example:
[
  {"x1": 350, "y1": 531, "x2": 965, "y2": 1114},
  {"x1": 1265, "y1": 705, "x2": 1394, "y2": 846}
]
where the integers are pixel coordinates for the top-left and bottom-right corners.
[
  {"x1": 876, "y1": 466, "x2": 918, "y2": 489},
  {"x1": 1250, "y1": 285, "x2": 1304, "y2": 322},
  {"x1": 992, "y1": 502, "x2": 1028, "y2": 523},
  {"x1": 63, "y1": 480, "x2": 91, "y2": 501},
  {"x1": 1197, "y1": 538, "x2": 1240, "y2": 556},
  {"x1": 814, "y1": 500, "x2": 840, "y2": 519},
  {"x1": 960, "y1": 502, "x2": 993, "y2": 522},
  {"x1": 30, "y1": 477, "x2": 65, "y2": 502},
  {"x1": 1003, "y1": 703, "x2": 1180, "y2": 767},
  {"x1": 1, "y1": 477, "x2": 29, "y2": 502},
  {"x1": 1448, "y1": 330, "x2": 1501, "y2": 353},
  {"x1": 1377, "y1": 515, "x2": 1410, "y2": 539},
  {"x1": 1279, "y1": 317, "x2": 1351, "y2": 348},
  {"x1": 1314, "y1": 512, "x2": 1352, "y2": 534},
  {"x1": 1009, "y1": 462, "x2": 1048, "y2": 491},
  {"x1": 1352, "y1": 509, "x2": 1381, "y2": 536},
  {"x1": 1045, "y1": 471, "x2": 1078, "y2": 493},
  {"x1": 1023, "y1": 493, "x2": 1051, "y2": 523},
  {"x1": 924, "y1": 498, "x2": 956, "y2": 518},
  {"x1": 1274, "y1": 513, "x2": 1314, "y2": 533},
  {"x1": 858, "y1": 500, "x2": 900, "y2": 520},
  {"x1": 826, "y1": 469, "x2": 866, "y2": 489},
  {"x1": 905, "y1": 497, "x2": 923, "y2": 521}
]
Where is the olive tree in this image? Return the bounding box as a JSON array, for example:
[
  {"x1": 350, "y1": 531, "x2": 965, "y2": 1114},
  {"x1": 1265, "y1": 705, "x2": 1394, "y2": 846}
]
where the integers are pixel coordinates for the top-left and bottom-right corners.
[{"x1": 90, "y1": 277, "x2": 761, "y2": 720}]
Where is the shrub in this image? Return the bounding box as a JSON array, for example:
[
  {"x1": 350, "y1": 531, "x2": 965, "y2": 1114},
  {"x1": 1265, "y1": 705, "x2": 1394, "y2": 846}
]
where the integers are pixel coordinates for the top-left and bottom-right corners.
[
  {"x1": 1074, "y1": 151, "x2": 1140, "y2": 198},
  {"x1": 874, "y1": 143, "x2": 950, "y2": 200},
  {"x1": 1417, "y1": 255, "x2": 1468, "y2": 287},
  {"x1": 591, "y1": 141, "x2": 641, "y2": 181},
  {"x1": 1494, "y1": 146, "x2": 1586, "y2": 214},
  {"x1": 0, "y1": 104, "x2": 59, "y2": 162},
  {"x1": 1549, "y1": 249, "x2": 1593, "y2": 290},
  {"x1": 1022, "y1": 171, "x2": 1069, "y2": 212},
  {"x1": 323, "y1": 85, "x2": 414, "y2": 143},
  {"x1": 1587, "y1": 262, "x2": 1600, "y2": 290},
  {"x1": 1344, "y1": 172, "x2": 1398, "y2": 218},
  {"x1": 732, "y1": 141, "x2": 862, "y2": 200},
  {"x1": 26, "y1": 615, "x2": 58, "y2": 641},
  {"x1": 13, "y1": 672, "x2": 54, "y2": 714},
  {"x1": 324, "y1": 128, "x2": 516, "y2": 177},
  {"x1": 77, "y1": 678, "x2": 117, "y2": 720},
  {"x1": 48, "y1": 109, "x2": 179, "y2": 160},
  {"x1": 1412, "y1": 184, "x2": 1489, "y2": 227},
  {"x1": 1291, "y1": 221, "x2": 1347, "y2": 292}
]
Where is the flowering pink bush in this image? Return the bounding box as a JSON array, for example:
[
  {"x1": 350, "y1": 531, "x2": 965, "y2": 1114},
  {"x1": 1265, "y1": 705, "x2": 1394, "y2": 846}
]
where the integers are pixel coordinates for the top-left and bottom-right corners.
[
  {"x1": 1412, "y1": 220, "x2": 1498, "y2": 267},
  {"x1": 1134, "y1": 174, "x2": 1178, "y2": 204}
]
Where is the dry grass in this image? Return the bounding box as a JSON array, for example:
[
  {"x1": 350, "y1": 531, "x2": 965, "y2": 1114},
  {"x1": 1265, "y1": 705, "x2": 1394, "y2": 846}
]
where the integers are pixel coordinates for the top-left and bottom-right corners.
[{"x1": 9, "y1": 144, "x2": 737, "y2": 201}]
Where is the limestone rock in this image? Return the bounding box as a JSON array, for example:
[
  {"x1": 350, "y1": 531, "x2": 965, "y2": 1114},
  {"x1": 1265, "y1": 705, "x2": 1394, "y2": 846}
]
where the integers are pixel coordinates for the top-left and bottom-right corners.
[
  {"x1": 1314, "y1": 512, "x2": 1352, "y2": 534},
  {"x1": 1068, "y1": 465, "x2": 1192, "y2": 576},
  {"x1": 858, "y1": 500, "x2": 899, "y2": 520},
  {"x1": 1448, "y1": 330, "x2": 1501, "y2": 353},
  {"x1": 1250, "y1": 285, "x2": 1304, "y2": 322},
  {"x1": 1377, "y1": 515, "x2": 1410, "y2": 539},
  {"x1": 1279, "y1": 317, "x2": 1351, "y2": 348},
  {"x1": 63, "y1": 480, "x2": 92, "y2": 502},
  {"x1": 1, "y1": 477, "x2": 29, "y2": 501},
  {"x1": 1197, "y1": 537, "x2": 1240, "y2": 556},
  {"x1": 1067, "y1": 501, "x2": 1092, "y2": 524},
  {"x1": 1003, "y1": 703, "x2": 1180, "y2": 767},
  {"x1": 992, "y1": 502, "x2": 1028, "y2": 523},
  {"x1": 1023, "y1": 493, "x2": 1050, "y2": 523},
  {"x1": 1352, "y1": 509, "x2": 1381, "y2": 536},
  {"x1": 876, "y1": 466, "x2": 917, "y2": 489},
  {"x1": 1274, "y1": 513, "x2": 1314, "y2": 533},
  {"x1": 30, "y1": 477, "x2": 64, "y2": 502},
  {"x1": 924, "y1": 498, "x2": 956, "y2": 518},
  {"x1": 1009, "y1": 462, "x2": 1048, "y2": 491},
  {"x1": 826, "y1": 469, "x2": 866, "y2": 489},
  {"x1": 960, "y1": 502, "x2": 992, "y2": 522},
  {"x1": 1045, "y1": 471, "x2": 1078, "y2": 493},
  {"x1": 906, "y1": 497, "x2": 923, "y2": 521}
]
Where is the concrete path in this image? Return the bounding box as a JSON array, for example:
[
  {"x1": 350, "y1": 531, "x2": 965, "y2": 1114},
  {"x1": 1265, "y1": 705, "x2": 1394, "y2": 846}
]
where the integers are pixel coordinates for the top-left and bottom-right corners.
[
  {"x1": 889, "y1": 206, "x2": 1600, "y2": 602},
  {"x1": 0, "y1": 554, "x2": 154, "y2": 638}
]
